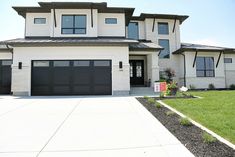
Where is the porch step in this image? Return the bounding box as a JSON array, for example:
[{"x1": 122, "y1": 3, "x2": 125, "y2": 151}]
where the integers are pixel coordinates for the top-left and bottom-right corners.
[{"x1": 130, "y1": 87, "x2": 159, "y2": 96}]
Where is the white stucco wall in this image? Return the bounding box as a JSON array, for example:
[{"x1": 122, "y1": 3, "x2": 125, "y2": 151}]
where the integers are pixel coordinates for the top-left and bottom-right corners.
[
  {"x1": 0, "y1": 51, "x2": 12, "y2": 59},
  {"x1": 184, "y1": 51, "x2": 226, "y2": 89},
  {"x1": 98, "y1": 13, "x2": 125, "y2": 37},
  {"x1": 11, "y1": 46, "x2": 130, "y2": 96},
  {"x1": 224, "y1": 53, "x2": 235, "y2": 87},
  {"x1": 25, "y1": 13, "x2": 51, "y2": 37}
]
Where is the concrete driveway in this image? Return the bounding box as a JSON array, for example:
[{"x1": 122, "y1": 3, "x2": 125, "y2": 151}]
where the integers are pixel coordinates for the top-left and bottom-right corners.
[{"x1": 0, "y1": 96, "x2": 193, "y2": 157}]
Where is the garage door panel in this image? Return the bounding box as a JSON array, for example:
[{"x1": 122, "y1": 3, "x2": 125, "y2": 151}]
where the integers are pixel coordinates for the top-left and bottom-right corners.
[
  {"x1": 73, "y1": 69, "x2": 91, "y2": 84},
  {"x1": 53, "y1": 86, "x2": 70, "y2": 95},
  {"x1": 93, "y1": 69, "x2": 111, "y2": 84},
  {"x1": 93, "y1": 85, "x2": 111, "y2": 95},
  {"x1": 31, "y1": 86, "x2": 51, "y2": 95},
  {"x1": 32, "y1": 69, "x2": 50, "y2": 85},
  {"x1": 73, "y1": 86, "x2": 91, "y2": 95},
  {"x1": 53, "y1": 68, "x2": 71, "y2": 84}
]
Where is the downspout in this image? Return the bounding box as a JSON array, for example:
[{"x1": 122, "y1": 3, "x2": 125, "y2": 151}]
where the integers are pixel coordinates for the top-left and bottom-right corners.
[{"x1": 180, "y1": 53, "x2": 186, "y2": 87}]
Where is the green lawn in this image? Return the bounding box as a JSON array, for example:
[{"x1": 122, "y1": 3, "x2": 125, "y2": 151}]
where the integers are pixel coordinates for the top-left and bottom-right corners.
[{"x1": 163, "y1": 90, "x2": 235, "y2": 144}]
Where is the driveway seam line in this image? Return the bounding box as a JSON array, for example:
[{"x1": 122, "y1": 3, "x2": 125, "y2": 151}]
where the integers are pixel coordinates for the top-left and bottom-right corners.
[{"x1": 36, "y1": 100, "x2": 81, "y2": 157}]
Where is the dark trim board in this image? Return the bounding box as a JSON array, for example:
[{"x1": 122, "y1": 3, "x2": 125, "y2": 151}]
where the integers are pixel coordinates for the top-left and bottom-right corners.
[{"x1": 31, "y1": 60, "x2": 112, "y2": 96}]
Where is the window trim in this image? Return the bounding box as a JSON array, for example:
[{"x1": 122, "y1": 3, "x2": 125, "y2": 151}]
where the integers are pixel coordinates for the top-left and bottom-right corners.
[
  {"x1": 105, "y1": 18, "x2": 117, "y2": 24},
  {"x1": 196, "y1": 57, "x2": 215, "y2": 77},
  {"x1": 61, "y1": 15, "x2": 87, "y2": 35},
  {"x1": 158, "y1": 22, "x2": 169, "y2": 35},
  {"x1": 34, "y1": 18, "x2": 46, "y2": 24},
  {"x1": 224, "y1": 58, "x2": 232, "y2": 63}
]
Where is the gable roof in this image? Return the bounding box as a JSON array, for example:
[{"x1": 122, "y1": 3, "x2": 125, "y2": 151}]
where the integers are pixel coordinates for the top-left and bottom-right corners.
[
  {"x1": 13, "y1": 2, "x2": 135, "y2": 25},
  {"x1": 173, "y1": 43, "x2": 235, "y2": 54},
  {"x1": 131, "y1": 13, "x2": 189, "y2": 24}
]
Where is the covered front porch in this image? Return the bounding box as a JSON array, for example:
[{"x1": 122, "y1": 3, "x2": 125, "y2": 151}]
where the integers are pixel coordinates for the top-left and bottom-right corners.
[{"x1": 129, "y1": 42, "x2": 162, "y2": 89}]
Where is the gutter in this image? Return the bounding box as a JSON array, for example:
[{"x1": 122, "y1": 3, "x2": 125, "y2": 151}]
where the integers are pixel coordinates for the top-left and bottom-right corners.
[
  {"x1": 180, "y1": 53, "x2": 186, "y2": 87},
  {"x1": 4, "y1": 42, "x2": 14, "y2": 61}
]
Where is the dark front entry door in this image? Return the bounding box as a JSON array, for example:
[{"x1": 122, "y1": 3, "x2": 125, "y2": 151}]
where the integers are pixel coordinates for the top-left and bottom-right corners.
[
  {"x1": 0, "y1": 60, "x2": 12, "y2": 94},
  {"x1": 130, "y1": 60, "x2": 144, "y2": 86},
  {"x1": 31, "y1": 60, "x2": 112, "y2": 96}
]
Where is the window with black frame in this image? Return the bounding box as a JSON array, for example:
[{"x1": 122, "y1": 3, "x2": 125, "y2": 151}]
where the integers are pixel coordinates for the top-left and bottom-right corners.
[
  {"x1": 196, "y1": 57, "x2": 215, "y2": 77},
  {"x1": 158, "y1": 39, "x2": 170, "y2": 59},
  {"x1": 61, "y1": 15, "x2": 86, "y2": 34}
]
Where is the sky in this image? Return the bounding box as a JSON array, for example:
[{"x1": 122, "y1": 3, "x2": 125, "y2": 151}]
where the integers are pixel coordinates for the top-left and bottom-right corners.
[{"x1": 0, "y1": 0, "x2": 235, "y2": 48}]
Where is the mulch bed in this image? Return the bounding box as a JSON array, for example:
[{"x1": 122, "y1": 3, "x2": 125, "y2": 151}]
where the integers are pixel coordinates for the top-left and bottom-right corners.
[{"x1": 137, "y1": 97, "x2": 235, "y2": 157}]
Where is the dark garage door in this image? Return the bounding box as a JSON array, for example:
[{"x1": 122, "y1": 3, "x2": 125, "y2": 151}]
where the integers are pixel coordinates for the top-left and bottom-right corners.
[
  {"x1": 0, "y1": 60, "x2": 12, "y2": 94},
  {"x1": 31, "y1": 60, "x2": 112, "y2": 96}
]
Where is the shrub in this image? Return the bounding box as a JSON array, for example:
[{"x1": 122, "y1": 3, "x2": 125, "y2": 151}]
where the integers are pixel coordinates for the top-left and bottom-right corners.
[
  {"x1": 179, "y1": 117, "x2": 192, "y2": 126},
  {"x1": 166, "y1": 111, "x2": 175, "y2": 116},
  {"x1": 160, "y1": 92, "x2": 165, "y2": 98},
  {"x1": 143, "y1": 96, "x2": 149, "y2": 99},
  {"x1": 164, "y1": 68, "x2": 176, "y2": 83},
  {"x1": 147, "y1": 98, "x2": 155, "y2": 104},
  {"x1": 155, "y1": 102, "x2": 162, "y2": 108},
  {"x1": 208, "y1": 83, "x2": 215, "y2": 90},
  {"x1": 167, "y1": 81, "x2": 178, "y2": 96},
  {"x1": 202, "y1": 132, "x2": 217, "y2": 144},
  {"x1": 229, "y1": 84, "x2": 235, "y2": 90},
  {"x1": 189, "y1": 84, "x2": 196, "y2": 90}
]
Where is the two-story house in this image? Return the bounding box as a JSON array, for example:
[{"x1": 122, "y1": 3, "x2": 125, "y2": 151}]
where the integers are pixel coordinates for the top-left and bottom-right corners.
[{"x1": 0, "y1": 1, "x2": 235, "y2": 96}]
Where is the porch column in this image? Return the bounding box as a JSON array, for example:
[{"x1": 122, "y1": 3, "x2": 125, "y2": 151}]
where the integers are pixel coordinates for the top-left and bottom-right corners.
[{"x1": 147, "y1": 52, "x2": 159, "y2": 87}]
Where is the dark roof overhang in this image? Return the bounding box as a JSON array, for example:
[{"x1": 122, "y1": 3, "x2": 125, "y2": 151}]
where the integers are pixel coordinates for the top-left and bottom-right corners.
[
  {"x1": 13, "y1": 2, "x2": 135, "y2": 25},
  {"x1": 129, "y1": 42, "x2": 163, "y2": 51},
  {"x1": 131, "y1": 13, "x2": 189, "y2": 24},
  {"x1": 4, "y1": 37, "x2": 138, "y2": 47}
]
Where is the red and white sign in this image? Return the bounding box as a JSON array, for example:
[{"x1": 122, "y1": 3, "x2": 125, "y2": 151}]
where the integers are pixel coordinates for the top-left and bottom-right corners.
[{"x1": 154, "y1": 82, "x2": 167, "y2": 92}]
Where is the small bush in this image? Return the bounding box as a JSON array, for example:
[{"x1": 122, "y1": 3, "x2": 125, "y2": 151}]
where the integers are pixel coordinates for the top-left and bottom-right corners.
[
  {"x1": 179, "y1": 117, "x2": 192, "y2": 126},
  {"x1": 229, "y1": 84, "x2": 235, "y2": 90},
  {"x1": 166, "y1": 111, "x2": 175, "y2": 116},
  {"x1": 143, "y1": 96, "x2": 149, "y2": 99},
  {"x1": 160, "y1": 92, "x2": 165, "y2": 98},
  {"x1": 202, "y1": 132, "x2": 217, "y2": 144},
  {"x1": 189, "y1": 84, "x2": 196, "y2": 90},
  {"x1": 155, "y1": 102, "x2": 162, "y2": 108},
  {"x1": 147, "y1": 98, "x2": 155, "y2": 104},
  {"x1": 208, "y1": 83, "x2": 215, "y2": 90}
]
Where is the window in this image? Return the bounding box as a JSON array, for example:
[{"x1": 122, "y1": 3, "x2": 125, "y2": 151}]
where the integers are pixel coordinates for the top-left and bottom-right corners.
[
  {"x1": 53, "y1": 61, "x2": 70, "y2": 67},
  {"x1": 105, "y1": 18, "x2": 117, "y2": 24},
  {"x1": 61, "y1": 15, "x2": 86, "y2": 34},
  {"x1": 73, "y1": 61, "x2": 90, "y2": 67},
  {"x1": 159, "y1": 39, "x2": 170, "y2": 59},
  {"x1": 224, "y1": 58, "x2": 232, "y2": 63},
  {"x1": 33, "y1": 61, "x2": 49, "y2": 67},
  {"x1": 158, "y1": 23, "x2": 169, "y2": 35},
  {"x1": 34, "y1": 18, "x2": 46, "y2": 24},
  {"x1": 127, "y1": 22, "x2": 139, "y2": 40},
  {"x1": 94, "y1": 61, "x2": 110, "y2": 67},
  {"x1": 196, "y1": 57, "x2": 215, "y2": 77},
  {"x1": 2, "y1": 60, "x2": 12, "y2": 66}
]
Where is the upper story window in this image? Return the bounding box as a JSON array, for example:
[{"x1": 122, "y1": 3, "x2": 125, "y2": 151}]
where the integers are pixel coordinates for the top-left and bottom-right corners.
[
  {"x1": 105, "y1": 18, "x2": 117, "y2": 24},
  {"x1": 196, "y1": 57, "x2": 215, "y2": 77},
  {"x1": 127, "y1": 22, "x2": 139, "y2": 40},
  {"x1": 158, "y1": 22, "x2": 169, "y2": 35},
  {"x1": 61, "y1": 15, "x2": 86, "y2": 34},
  {"x1": 224, "y1": 58, "x2": 232, "y2": 63},
  {"x1": 159, "y1": 39, "x2": 170, "y2": 59},
  {"x1": 34, "y1": 18, "x2": 46, "y2": 24}
]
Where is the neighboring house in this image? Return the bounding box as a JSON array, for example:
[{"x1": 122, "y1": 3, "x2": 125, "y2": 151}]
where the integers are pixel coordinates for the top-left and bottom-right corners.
[{"x1": 0, "y1": 2, "x2": 234, "y2": 96}]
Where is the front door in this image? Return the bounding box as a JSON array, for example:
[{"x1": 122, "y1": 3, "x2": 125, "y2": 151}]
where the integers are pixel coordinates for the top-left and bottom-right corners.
[{"x1": 130, "y1": 60, "x2": 144, "y2": 86}]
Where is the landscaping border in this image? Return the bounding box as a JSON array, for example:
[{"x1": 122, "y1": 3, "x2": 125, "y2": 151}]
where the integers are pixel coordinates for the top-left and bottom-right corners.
[{"x1": 137, "y1": 97, "x2": 235, "y2": 157}]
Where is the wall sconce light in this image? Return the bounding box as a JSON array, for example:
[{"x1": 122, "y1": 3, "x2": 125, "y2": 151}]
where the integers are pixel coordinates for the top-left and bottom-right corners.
[
  {"x1": 18, "y1": 62, "x2": 22, "y2": 69},
  {"x1": 119, "y1": 61, "x2": 123, "y2": 69}
]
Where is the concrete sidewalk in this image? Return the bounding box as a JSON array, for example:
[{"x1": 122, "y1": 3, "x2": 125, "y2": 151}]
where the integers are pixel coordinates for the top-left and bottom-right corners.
[{"x1": 0, "y1": 96, "x2": 194, "y2": 157}]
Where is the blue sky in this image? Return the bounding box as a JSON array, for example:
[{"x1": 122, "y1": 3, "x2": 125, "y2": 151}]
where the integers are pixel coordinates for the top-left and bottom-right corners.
[{"x1": 1, "y1": 0, "x2": 235, "y2": 47}]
